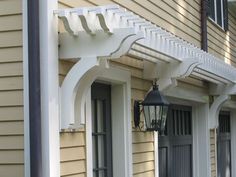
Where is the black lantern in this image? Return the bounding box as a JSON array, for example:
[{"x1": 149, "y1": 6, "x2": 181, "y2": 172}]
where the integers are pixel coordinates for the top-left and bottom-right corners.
[{"x1": 134, "y1": 83, "x2": 169, "y2": 132}]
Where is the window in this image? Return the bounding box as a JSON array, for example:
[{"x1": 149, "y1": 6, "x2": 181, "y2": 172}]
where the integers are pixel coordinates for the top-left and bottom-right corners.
[{"x1": 208, "y1": 0, "x2": 228, "y2": 30}]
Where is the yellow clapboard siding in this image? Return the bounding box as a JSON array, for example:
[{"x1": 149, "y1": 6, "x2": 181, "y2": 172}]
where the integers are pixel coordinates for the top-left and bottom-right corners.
[
  {"x1": 0, "y1": 107, "x2": 23, "y2": 121},
  {"x1": 0, "y1": 31, "x2": 22, "y2": 48},
  {"x1": 0, "y1": 47, "x2": 22, "y2": 63},
  {"x1": 131, "y1": 88, "x2": 145, "y2": 100},
  {"x1": 59, "y1": 60, "x2": 74, "y2": 76},
  {"x1": 0, "y1": 91, "x2": 23, "y2": 106},
  {"x1": 59, "y1": 0, "x2": 94, "y2": 7},
  {"x1": 0, "y1": 165, "x2": 24, "y2": 177},
  {"x1": 0, "y1": 62, "x2": 23, "y2": 77},
  {"x1": 0, "y1": 77, "x2": 23, "y2": 91},
  {"x1": 0, "y1": 1, "x2": 24, "y2": 177},
  {"x1": 60, "y1": 146, "x2": 86, "y2": 162},
  {"x1": 110, "y1": 61, "x2": 144, "y2": 79},
  {"x1": 133, "y1": 142, "x2": 154, "y2": 153},
  {"x1": 60, "y1": 132, "x2": 86, "y2": 148},
  {"x1": 131, "y1": 77, "x2": 151, "y2": 92},
  {"x1": 61, "y1": 173, "x2": 86, "y2": 177},
  {"x1": 0, "y1": 0, "x2": 22, "y2": 16},
  {"x1": 133, "y1": 161, "x2": 154, "y2": 174},
  {"x1": 0, "y1": 135, "x2": 24, "y2": 149},
  {"x1": 132, "y1": 132, "x2": 153, "y2": 143},
  {"x1": 61, "y1": 160, "x2": 86, "y2": 176},
  {"x1": 133, "y1": 170, "x2": 154, "y2": 177},
  {"x1": 0, "y1": 15, "x2": 22, "y2": 32},
  {"x1": 0, "y1": 150, "x2": 24, "y2": 164},
  {"x1": 0, "y1": 121, "x2": 24, "y2": 135},
  {"x1": 142, "y1": 0, "x2": 200, "y2": 32},
  {"x1": 133, "y1": 152, "x2": 154, "y2": 164}
]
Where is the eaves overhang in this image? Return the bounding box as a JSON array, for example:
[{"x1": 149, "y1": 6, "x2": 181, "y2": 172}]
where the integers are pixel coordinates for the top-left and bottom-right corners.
[{"x1": 55, "y1": 5, "x2": 236, "y2": 86}]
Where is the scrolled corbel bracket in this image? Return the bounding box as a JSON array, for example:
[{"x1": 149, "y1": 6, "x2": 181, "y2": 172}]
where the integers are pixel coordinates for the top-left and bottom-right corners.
[
  {"x1": 209, "y1": 94, "x2": 230, "y2": 129},
  {"x1": 143, "y1": 58, "x2": 201, "y2": 92},
  {"x1": 59, "y1": 28, "x2": 144, "y2": 130}
]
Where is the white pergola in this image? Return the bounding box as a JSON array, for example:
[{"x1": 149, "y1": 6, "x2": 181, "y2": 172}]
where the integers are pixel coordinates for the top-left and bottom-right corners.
[{"x1": 55, "y1": 5, "x2": 236, "y2": 130}]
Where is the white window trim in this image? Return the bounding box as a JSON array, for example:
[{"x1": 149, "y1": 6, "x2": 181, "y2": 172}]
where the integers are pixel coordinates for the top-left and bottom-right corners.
[
  {"x1": 85, "y1": 67, "x2": 133, "y2": 177},
  {"x1": 210, "y1": 0, "x2": 225, "y2": 29}
]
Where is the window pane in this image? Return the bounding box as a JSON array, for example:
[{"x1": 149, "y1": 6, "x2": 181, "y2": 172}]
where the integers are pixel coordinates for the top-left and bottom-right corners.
[
  {"x1": 98, "y1": 135, "x2": 105, "y2": 168},
  {"x1": 209, "y1": 0, "x2": 215, "y2": 20},
  {"x1": 97, "y1": 100, "x2": 104, "y2": 132},
  {"x1": 216, "y1": 0, "x2": 223, "y2": 26}
]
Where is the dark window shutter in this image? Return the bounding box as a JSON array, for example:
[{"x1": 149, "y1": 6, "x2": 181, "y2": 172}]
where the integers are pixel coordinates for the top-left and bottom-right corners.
[{"x1": 223, "y1": 0, "x2": 229, "y2": 31}]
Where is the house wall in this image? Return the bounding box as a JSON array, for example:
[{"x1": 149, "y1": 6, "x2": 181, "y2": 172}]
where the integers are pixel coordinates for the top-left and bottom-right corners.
[
  {"x1": 0, "y1": 0, "x2": 24, "y2": 177},
  {"x1": 207, "y1": 9, "x2": 236, "y2": 67},
  {"x1": 58, "y1": 1, "x2": 209, "y2": 177}
]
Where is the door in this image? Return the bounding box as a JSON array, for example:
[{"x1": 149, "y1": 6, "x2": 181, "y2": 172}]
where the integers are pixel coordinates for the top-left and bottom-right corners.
[
  {"x1": 91, "y1": 83, "x2": 113, "y2": 177},
  {"x1": 158, "y1": 105, "x2": 193, "y2": 177},
  {"x1": 217, "y1": 111, "x2": 231, "y2": 177}
]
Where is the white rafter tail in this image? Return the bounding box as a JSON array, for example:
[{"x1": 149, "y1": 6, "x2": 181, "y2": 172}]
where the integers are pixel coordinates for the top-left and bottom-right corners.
[
  {"x1": 71, "y1": 8, "x2": 96, "y2": 35},
  {"x1": 111, "y1": 31, "x2": 144, "y2": 58},
  {"x1": 56, "y1": 10, "x2": 78, "y2": 36}
]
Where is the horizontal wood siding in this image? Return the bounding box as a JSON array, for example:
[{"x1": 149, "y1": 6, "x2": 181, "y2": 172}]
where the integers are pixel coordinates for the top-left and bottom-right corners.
[
  {"x1": 0, "y1": 0, "x2": 24, "y2": 177},
  {"x1": 210, "y1": 129, "x2": 217, "y2": 177},
  {"x1": 207, "y1": 10, "x2": 236, "y2": 67},
  {"x1": 60, "y1": 131, "x2": 86, "y2": 177}
]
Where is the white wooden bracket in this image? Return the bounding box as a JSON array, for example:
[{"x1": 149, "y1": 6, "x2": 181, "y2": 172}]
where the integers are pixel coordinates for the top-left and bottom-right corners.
[
  {"x1": 57, "y1": 7, "x2": 144, "y2": 129},
  {"x1": 144, "y1": 58, "x2": 201, "y2": 91},
  {"x1": 209, "y1": 95, "x2": 230, "y2": 129},
  {"x1": 208, "y1": 83, "x2": 236, "y2": 129}
]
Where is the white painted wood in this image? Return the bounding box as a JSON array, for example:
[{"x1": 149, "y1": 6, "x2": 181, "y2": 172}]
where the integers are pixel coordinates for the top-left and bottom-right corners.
[
  {"x1": 39, "y1": 0, "x2": 60, "y2": 177},
  {"x1": 154, "y1": 132, "x2": 159, "y2": 177},
  {"x1": 60, "y1": 57, "x2": 99, "y2": 129},
  {"x1": 57, "y1": 5, "x2": 236, "y2": 86},
  {"x1": 85, "y1": 88, "x2": 92, "y2": 177},
  {"x1": 192, "y1": 104, "x2": 211, "y2": 177},
  {"x1": 23, "y1": 0, "x2": 30, "y2": 176},
  {"x1": 209, "y1": 95, "x2": 230, "y2": 129},
  {"x1": 84, "y1": 67, "x2": 133, "y2": 177},
  {"x1": 59, "y1": 29, "x2": 143, "y2": 59}
]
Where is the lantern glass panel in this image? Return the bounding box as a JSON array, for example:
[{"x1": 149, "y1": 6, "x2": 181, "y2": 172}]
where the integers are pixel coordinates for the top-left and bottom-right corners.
[
  {"x1": 143, "y1": 105, "x2": 169, "y2": 131},
  {"x1": 160, "y1": 106, "x2": 168, "y2": 132}
]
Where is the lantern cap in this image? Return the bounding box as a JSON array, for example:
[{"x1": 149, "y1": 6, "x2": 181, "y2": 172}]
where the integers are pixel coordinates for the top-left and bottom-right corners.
[{"x1": 142, "y1": 84, "x2": 169, "y2": 106}]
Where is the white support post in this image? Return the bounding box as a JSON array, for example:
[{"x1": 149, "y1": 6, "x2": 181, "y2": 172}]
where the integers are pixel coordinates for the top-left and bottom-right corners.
[
  {"x1": 39, "y1": 0, "x2": 60, "y2": 177},
  {"x1": 23, "y1": 0, "x2": 30, "y2": 176},
  {"x1": 192, "y1": 104, "x2": 211, "y2": 177},
  {"x1": 154, "y1": 132, "x2": 159, "y2": 177}
]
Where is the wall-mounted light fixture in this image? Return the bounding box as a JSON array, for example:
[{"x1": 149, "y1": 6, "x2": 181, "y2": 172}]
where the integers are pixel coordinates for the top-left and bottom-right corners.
[{"x1": 134, "y1": 83, "x2": 169, "y2": 132}]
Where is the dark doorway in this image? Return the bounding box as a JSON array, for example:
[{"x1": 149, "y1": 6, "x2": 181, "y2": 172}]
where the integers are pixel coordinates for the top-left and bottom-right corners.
[
  {"x1": 91, "y1": 83, "x2": 113, "y2": 177},
  {"x1": 217, "y1": 111, "x2": 231, "y2": 177},
  {"x1": 158, "y1": 105, "x2": 193, "y2": 177}
]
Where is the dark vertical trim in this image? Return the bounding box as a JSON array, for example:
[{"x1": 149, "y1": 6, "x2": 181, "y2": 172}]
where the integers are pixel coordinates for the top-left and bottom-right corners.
[
  {"x1": 201, "y1": 0, "x2": 208, "y2": 52},
  {"x1": 27, "y1": 0, "x2": 42, "y2": 176}
]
